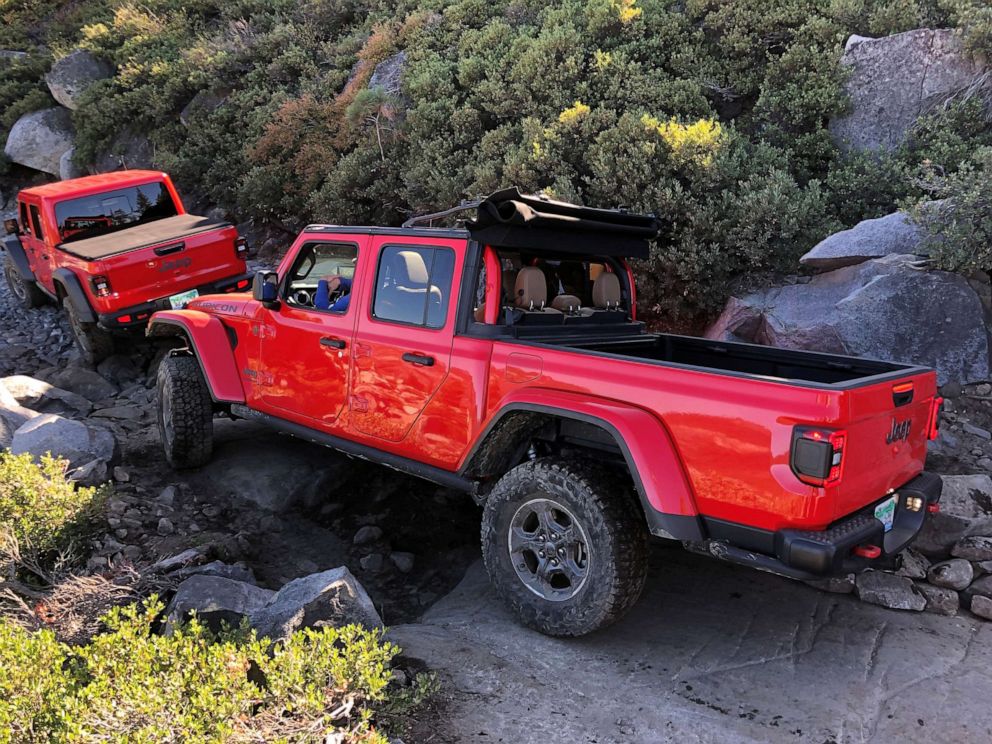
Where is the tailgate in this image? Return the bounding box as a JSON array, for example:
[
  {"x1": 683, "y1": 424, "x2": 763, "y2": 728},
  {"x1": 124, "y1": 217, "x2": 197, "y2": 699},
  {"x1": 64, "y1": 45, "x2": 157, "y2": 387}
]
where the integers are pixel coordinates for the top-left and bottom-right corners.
[
  {"x1": 830, "y1": 370, "x2": 937, "y2": 521},
  {"x1": 97, "y1": 225, "x2": 244, "y2": 308}
]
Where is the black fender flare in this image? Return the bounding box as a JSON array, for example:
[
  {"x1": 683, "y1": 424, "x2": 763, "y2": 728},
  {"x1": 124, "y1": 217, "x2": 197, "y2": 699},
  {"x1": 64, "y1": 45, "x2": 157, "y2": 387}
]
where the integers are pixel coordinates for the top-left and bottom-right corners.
[
  {"x1": 52, "y1": 268, "x2": 97, "y2": 323},
  {"x1": 2, "y1": 235, "x2": 35, "y2": 282}
]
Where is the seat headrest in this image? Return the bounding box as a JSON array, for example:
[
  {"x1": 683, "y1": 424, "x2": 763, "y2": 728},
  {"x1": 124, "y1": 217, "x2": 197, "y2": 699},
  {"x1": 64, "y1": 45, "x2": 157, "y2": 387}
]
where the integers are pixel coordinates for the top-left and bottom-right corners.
[
  {"x1": 593, "y1": 272, "x2": 621, "y2": 309},
  {"x1": 514, "y1": 266, "x2": 547, "y2": 309},
  {"x1": 389, "y1": 250, "x2": 430, "y2": 287},
  {"x1": 551, "y1": 294, "x2": 582, "y2": 313}
]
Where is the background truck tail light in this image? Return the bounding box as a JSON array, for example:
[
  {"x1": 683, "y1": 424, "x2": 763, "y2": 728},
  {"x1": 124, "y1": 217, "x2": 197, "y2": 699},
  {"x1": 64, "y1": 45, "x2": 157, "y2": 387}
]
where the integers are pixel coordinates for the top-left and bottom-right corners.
[
  {"x1": 90, "y1": 275, "x2": 112, "y2": 297},
  {"x1": 791, "y1": 427, "x2": 847, "y2": 487},
  {"x1": 927, "y1": 396, "x2": 944, "y2": 440},
  {"x1": 235, "y1": 236, "x2": 249, "y2": 257}
]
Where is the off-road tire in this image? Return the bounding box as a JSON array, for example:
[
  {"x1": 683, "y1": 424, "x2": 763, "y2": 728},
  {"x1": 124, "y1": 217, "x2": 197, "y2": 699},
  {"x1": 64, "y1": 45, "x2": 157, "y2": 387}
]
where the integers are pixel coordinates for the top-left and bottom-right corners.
[
  {"x1": 4, "y1": 259, "x2": 46, "y2": 308},
  {"x1": 63, "y1": 297, "x2": 114, "y2": 365},
  {"x1": 157, "y1": 354, "x2": 213, "y2": 469},
  {"x1": 481, "y1": 458, "x2": 649, "y2": 637}
]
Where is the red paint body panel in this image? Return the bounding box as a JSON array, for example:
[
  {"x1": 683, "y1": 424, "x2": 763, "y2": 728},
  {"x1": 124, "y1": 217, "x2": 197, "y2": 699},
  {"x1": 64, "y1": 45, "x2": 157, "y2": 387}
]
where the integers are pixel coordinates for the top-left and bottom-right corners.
[
  {"x1": 13, "y1": 171, "x2": 247, "y2": 320},
  {"x1": 152, "y1": 228, "x2": 938, "y2": 537}
]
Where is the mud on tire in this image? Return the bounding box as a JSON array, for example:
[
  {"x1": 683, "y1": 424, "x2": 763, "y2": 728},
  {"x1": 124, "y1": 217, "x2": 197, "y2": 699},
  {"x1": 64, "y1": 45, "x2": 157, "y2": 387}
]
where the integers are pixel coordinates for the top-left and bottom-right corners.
[
  {"x1": 4, "y1": 259, "x2": 46, "y2": 308},
  {"x1": 481, "y1": 458, "x2": 649, "y2": 637},
  {"x1": 157, "y1": 354, "x2": 213, "y2": 469},
  {"x1": 63, "y1": 297, "x2": 114, "y2": 365}
]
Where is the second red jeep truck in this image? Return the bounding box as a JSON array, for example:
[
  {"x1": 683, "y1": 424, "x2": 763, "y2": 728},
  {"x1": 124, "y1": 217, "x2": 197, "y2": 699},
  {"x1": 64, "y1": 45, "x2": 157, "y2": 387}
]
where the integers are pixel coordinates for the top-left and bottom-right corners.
[
  {"x1": 2, "y1": 170, "x2": 252, "y2": 364},
  {"x1": 148, "y1": 189, "x2": 943, "y2": 636}
]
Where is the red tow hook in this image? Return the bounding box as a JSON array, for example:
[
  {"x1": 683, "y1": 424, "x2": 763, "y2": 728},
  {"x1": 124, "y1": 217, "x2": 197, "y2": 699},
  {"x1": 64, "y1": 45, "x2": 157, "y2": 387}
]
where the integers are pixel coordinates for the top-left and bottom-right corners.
[
  {"x1": 853, "y1": 544, "x2": 882, "y2": 559},
  {"x1": 926, "y1": 503, "x2": 940, "y2": 514}
]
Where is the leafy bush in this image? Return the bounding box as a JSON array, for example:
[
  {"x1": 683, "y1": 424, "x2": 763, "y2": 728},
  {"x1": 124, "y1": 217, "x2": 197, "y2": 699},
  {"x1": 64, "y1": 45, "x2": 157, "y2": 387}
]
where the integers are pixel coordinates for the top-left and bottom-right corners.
[
  {"x1": 0, "y1": 453, "x2": 107, "y2": 574},
  {"x1": 911, "y1": 146, "x2": 992, "y2": 274},
  {"x1": 0, "y1": 597, "x2": 428, "y2": 743}
]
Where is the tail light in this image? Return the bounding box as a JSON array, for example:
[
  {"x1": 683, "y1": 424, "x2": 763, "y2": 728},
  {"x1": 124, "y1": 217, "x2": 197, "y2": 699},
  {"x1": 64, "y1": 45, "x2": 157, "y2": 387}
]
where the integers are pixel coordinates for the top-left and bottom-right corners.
[
  {"x1": 791, "y1": 427, "x2": 846, "y2": 487},
  {"x1": 90, "y1": 275, "x2": 112, "y2": 297},
  {"x1": 235, "y1": 236, "x2": 249, "y2": 257},
  {"x1": 927, "y1": 396, "x2": 944, "y2": 441}
]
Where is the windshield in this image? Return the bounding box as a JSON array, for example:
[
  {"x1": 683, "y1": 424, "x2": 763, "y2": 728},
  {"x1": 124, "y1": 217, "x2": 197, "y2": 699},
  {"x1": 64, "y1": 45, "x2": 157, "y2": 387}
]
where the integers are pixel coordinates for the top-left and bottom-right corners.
[{"x1": 54, "y1": 181, "x2": 179, "y2": 244}]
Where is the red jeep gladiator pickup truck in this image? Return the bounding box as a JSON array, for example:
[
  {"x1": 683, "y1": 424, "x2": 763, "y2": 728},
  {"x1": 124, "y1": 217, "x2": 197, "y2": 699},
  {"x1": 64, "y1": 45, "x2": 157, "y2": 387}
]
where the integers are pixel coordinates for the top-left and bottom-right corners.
[
  {"x1": 148, "y1": 189, "x2": 943, "y2": 636},
  {"x1": 2, "y1": 170, "x2": 252, "y2": 364}
]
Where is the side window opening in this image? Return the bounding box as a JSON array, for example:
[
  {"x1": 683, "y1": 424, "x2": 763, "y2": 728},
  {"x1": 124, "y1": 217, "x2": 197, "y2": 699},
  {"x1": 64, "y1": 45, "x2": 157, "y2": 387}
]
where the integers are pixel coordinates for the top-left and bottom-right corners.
[
  {"x1": 19, "y1": 203, "x2": 31, "y2": 237},
  {"x1": 29, "y1": 205, "x2": 44, "y2": 242},
  {"x1": 373, "y1": 245, "x2": 455, "y2": 329},
  {"x1": 284, "y1": 241, "x2": 359, "y2": 313}
]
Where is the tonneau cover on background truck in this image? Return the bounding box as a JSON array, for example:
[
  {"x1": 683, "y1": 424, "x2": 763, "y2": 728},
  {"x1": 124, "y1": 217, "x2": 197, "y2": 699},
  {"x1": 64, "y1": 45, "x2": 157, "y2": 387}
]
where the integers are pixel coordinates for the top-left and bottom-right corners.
[{"x1": 58, "y1": 214, "x2": 229, "y2": 260}]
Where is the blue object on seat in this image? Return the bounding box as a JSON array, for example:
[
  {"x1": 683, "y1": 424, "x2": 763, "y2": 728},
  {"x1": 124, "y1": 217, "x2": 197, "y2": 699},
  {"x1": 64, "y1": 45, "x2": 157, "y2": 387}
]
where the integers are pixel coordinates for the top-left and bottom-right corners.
[{"x1": 314, "y1": 279, "x2": 330, "y2": 309}]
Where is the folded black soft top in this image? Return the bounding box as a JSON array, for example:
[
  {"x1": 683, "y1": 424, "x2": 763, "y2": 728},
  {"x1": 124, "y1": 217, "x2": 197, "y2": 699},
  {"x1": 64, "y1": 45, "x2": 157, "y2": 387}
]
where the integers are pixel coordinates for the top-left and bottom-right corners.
[
  {"x1": 58, "y1": 214, "x2": 230, "y2": 261},
  {"x1": 465, "y1": 188, "x2": 660, "y2": 258}
]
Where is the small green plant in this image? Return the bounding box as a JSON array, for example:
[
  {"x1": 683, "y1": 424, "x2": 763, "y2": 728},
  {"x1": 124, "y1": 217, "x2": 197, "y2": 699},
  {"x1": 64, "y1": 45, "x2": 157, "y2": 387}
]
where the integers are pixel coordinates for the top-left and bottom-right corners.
[
  {"x1": 0, "y1": 453, "x2": 107, "y2": 577},
  {"x1": 0, "y1": 597, "x2": 428, "y2": 743}
]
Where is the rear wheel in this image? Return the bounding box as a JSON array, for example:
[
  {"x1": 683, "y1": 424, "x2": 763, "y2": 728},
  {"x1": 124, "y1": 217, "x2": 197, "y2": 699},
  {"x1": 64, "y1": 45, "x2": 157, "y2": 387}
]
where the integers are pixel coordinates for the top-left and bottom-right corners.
[
  {"x1": 4, "y1": 259, "x2": 46, "y2": 308},
  {"x1": 157, "y1": 354, "x2": 214, "y2": 469},
  {"x1": 63, "y1": 297, "x2": 114, "y2": 365},
  {"x1": 481, "y1": 458, "x2": 649, "y2": 637}
]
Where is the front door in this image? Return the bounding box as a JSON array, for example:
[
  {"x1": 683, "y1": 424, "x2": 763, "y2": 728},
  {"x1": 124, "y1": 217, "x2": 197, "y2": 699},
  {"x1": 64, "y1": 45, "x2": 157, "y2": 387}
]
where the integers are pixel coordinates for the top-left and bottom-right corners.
[
  {"x1": 349, "y1": 239, "x2": 459, "y2": 442},
  {"x1": 18, "y1": 199, "x2": 54, "y2": 291},
  {"x1": 258, "y1": 239, "x2": 364, "y2": 427}
]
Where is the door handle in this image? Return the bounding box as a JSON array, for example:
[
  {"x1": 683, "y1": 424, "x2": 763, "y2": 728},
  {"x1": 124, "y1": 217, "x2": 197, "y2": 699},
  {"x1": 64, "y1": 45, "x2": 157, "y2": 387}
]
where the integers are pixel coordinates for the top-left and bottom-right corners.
[
  {"x1": 402, "y1": 352, "x2": 435, "y2": 367},
  {"x1": 320, "y1": 337, "x2": 346, "y2": 349},
  {"x1": 154, "y1": 242, "x2": 185, "y2": 256}
]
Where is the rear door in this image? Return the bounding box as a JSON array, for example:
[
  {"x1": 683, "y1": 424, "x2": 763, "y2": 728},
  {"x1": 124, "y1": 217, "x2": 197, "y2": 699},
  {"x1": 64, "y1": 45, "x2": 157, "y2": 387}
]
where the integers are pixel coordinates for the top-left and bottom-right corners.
[
  {"x1": 348, "y1": 237, "x2": 460, "y2": 442},
  {"x1": 831, "y1": 371, "x2": 938, "y2": 520}
]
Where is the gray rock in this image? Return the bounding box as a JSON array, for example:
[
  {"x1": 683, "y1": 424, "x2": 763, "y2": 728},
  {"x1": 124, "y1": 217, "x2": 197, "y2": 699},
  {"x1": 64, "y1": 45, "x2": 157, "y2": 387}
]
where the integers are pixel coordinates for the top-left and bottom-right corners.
[
  {"x1": 830, "y1": 28, "x2": 988, "y2": 154},
  {"x1": 166, "y1": 575, "x2": 275, "y2": 633},
  {"x1": 706, "y1": 254, "x2": 990, "y2": 386},
  {"x1": 93, "y1": 129, "x2": 153, "y2": 173},
  {"x1": 895, "y1": 548, "x2": 930, "y2": 580},
  {"x1": 962, "y1": 423, "x2": 992, "y2": 440},
  {"x1": 976, "y1": 560, "x2": 992, "y2": 576},
  {"x1": 92, "y1": 405, "x2": 143, "y2": 421},
  {"x1": 368, "y1": 51, "x2": 407, "y2": 95},
  {"x1": 803, "y1": 574, "x2": 856, "y2": 594},
  {"x1": 967, "y1": 575, "x2": 992, "y2": 599},
  {"x1": 354, "y1": 525, "x2": 383, "y2": 545},
  {"x1": 113, "y1": 466, "x2": 129, "y2": 482},
  {"x1": 855, "y1": 571, "x2": 925, "y2": 611},
  {"x1": 157, "y1": 485, "x2": 178, "y2": 506},
  {"x1": 58, "y1": 147, "x2": 84, "y2": 180},
  {"x1": 360, "y1": 553, "x2": 384, "y2": 572},
  {"x1": 96, "y1": 354, "x2": 141, "y2": 385},
  {"x1": 45, "y1": 367, "x2": 118, "y2": 402},
  {"x1": 68, "y1": 458, "x2": 108, "y2": 487},
  {"x1": 926, "y1": 558, "x2": 974, "y2": 590},
  {"x1": 915, "y1": 475, "x2": 992, "y2": 556},
  {"x1": 173, "y1": 560, "x2": 257, "y2": 585},
  {"x1": 11, "y1": 413, "x2": 118, "y2": 469},
  {"x1": 0, "y1": 50, "x2": 28, "y2": 63},
  {"x1": 150, "y1": 548, "x2": 205, "y2": 573},
  {"x1": 0, "y1": 382, "x2": 38, "y2": 448},
  {"x1": 157, "y1": 517, "x2": 175, "y2": 536},
  {"x1": 3, "y1": 108, "x2": 75, "y2": 176},
  {"x1": 1, "y1": 374, "x2": 93, "y2": 415},
  {"x1": 914, "y1": 582, "x2": 959, "y2": 615},
  {"x1": 45, "y1": 49, "x2": 113, "y2": 110},
  {"x1": 952, "y1": 536, "x2": 992, "y2": 562},
  {"x1": 799, "y1": 211, "x2": 925, "y2": 271},
  {"x1": 970, "y1": 594, "x2": 992, "y2": 620},
  {"x1": 390, "y1": 551, "x2": 415, "y2": 573},
  {"x1": 250, "y1": 567, "x2": 382, "y2": 640},
  {"x1": 179, "y1": 88, "x2": 229, "y2": 127}
]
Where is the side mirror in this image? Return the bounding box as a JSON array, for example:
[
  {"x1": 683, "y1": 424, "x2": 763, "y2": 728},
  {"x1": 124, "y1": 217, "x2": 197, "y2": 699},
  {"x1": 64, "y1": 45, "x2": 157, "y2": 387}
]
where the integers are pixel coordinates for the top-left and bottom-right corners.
[
  {"x1": 3, "y1": 218, "x2": 19, "y2": 236},
  {"x1": 252, "y1": 271, "x2": 280, "y2": 308}
]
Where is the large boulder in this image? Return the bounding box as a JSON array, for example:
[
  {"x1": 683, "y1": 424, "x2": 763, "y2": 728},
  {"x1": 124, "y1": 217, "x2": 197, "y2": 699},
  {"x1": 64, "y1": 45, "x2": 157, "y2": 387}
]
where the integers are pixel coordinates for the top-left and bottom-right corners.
[
  {"x1": 706, "y1": 254, "x2": 990, "y2": 386},
  {"x1": 44, "y1": 367, "x2": 118, "y2": 402},
  {"x1": 250, "y1": 567, "x2": 382, "y2": 640},
  {"x1": 799, "y1": 211, "x2": 925, "y2": 271},
  {"x1": 45, "y1": 50, "x2": 113, "y2": 110},
  {"x1": 855, "y1": 570, "x2": 925, "y2": 611},
  {"x1": 3, "y1": 108, "x2": 75, "y2": 176},
  {"x1": 1, "y1": 375, "x2": 93, "y2": 416},
  {"x1": 92, "y1": 130, "x2": 153, "y2": 173},
  {"x1": 59, "y1": 147, "x2": 84, "y2": 180},
  {"x1": 368, "y1": 51, "x2": 407, "y2": 94},
  {"x1": 0, "y1": 383, "x2": 37, "y2": 449},
  {"x1": 179, "y1": 88, "x2": 229, "y2": 127},
  {"x1": 10, "y1": 413, "x2": 118, "y2": 469},
  {"x1": 915, "y1": 475, "x2": 992, "y2": 556},
  {"x1": 166, "y1": 574, "x2": 275, "y2": 633},
  {"x1": 830, "y1": 29, "x2": 988, "y2": 154}
]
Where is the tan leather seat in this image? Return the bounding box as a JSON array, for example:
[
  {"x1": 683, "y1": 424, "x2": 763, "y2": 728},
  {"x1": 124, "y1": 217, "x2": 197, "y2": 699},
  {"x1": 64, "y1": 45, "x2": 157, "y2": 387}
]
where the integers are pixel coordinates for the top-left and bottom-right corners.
[
  {"x1": 514, "y1": 266, "x2": 561, "y2": 313},
  {"x1": 551, "y1": 294, "x2": 582, "y2": 313},
  {"x1": 592, "y1": 271, "x2": 622, "y2": 310}
]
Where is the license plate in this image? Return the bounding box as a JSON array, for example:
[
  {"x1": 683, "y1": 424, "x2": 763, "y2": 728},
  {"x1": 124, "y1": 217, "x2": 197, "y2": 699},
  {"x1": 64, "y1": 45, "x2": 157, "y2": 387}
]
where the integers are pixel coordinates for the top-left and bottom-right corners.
[
  {"x1": 168, "y1": 289, "x2": 198, "y2": 309},
  {"x1": 874, "y1": 495, "x2": 898, "y2": 532}
]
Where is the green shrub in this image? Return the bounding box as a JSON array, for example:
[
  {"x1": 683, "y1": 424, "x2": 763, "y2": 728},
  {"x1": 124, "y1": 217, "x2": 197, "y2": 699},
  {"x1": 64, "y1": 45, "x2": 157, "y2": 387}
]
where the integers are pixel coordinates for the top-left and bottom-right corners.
[
  {"x1": 0, "y1": 597, "x2": 424, "y2": 743},
  {"x1": 910, "y1": 146, "x2": 992, "y2": 274},
  {"x1": 0, "y1": 453, "x2": 107, "y2": 573}
]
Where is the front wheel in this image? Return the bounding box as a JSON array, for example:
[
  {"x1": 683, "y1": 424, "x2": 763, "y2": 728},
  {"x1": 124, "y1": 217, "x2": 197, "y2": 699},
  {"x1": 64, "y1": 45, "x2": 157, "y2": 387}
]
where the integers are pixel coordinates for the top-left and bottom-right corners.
[
  {"x1": 4, "y1": 259, "x2": 46, "y2": 308},
  {"x1": 157, "y1": 354, "x2": 214, "y2": 469},
  {"x1": 63, "y1": 297, "x2": 114, "y2": 365},
  {"x1": 481, "y1": 458, "x2": 649, "y2": 637}
]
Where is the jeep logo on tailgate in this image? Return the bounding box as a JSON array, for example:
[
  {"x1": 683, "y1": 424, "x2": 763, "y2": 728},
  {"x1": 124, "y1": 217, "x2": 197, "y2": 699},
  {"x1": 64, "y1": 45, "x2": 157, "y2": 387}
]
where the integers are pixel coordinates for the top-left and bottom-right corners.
[
  {"x1": 159, "y1": 257, "x2": 192, "y2": 273},
  {"x1": 886, "y1": 418, "x2": 911, "y2": 444}
]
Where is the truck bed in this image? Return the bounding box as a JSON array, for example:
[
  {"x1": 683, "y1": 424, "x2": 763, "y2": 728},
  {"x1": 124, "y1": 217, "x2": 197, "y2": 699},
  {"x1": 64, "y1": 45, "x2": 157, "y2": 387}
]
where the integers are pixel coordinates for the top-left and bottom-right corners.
[
  {"x1": 58, "y1": 214, "x2": 229, "y2": 260},
  {"x1": 557, "y1": 332, "x2": 923, "y2": 388}
]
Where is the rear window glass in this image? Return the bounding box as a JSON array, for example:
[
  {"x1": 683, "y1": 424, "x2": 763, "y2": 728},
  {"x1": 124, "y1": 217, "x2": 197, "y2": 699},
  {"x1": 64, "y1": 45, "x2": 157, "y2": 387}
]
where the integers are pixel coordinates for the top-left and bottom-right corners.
[{"x1": 54, "y1": 181, "x2": 179, "y2": 244}]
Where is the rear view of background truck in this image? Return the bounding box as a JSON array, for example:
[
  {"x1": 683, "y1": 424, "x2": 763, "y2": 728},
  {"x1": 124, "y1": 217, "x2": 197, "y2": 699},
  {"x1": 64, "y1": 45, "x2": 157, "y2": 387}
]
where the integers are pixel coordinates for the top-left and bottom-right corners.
[{"x1": 2, "y1": 170, "x2": 252, "y2": 364}]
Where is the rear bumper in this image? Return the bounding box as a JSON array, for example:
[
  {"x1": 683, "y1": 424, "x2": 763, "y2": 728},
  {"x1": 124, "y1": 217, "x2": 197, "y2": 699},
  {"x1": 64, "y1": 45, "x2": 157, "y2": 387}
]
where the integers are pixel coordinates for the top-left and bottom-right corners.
[
  {"x1": 699, "y1": 471, "x2": 943, "y2": 580},
  {"x1": 96, "y1": 272, "x2": 253, "y2": 331}
]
